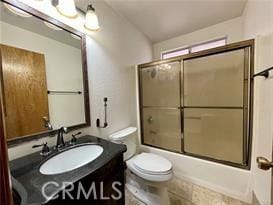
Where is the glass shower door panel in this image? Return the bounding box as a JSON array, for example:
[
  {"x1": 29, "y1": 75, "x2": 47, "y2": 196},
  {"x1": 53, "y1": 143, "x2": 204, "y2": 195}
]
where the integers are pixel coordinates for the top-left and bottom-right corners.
[
  {"x1": 184, "y1": 108, "x2": 244, "y2": 164},
  {"x1": 141, "y1": 62, "x2": 180, "y2": 107},
  {"x1": 184, "y1": 49, "x2": 245, "y2": 107},
  {"x1": 142, "y1": 108, "x2": 181, "y2": 152}
]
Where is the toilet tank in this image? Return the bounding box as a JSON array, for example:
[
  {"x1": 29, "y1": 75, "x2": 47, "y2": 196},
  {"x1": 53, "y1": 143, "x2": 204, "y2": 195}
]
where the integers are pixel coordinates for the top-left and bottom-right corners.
[{"x1": 109, "y1": 127, "x2": 137, "y2": 160}]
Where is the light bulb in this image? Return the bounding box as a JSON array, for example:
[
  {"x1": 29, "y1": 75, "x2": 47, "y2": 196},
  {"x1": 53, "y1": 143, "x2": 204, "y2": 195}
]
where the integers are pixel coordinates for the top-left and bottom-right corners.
[
  {"x1": 84, "y1": 4, "x2": 100, "y2": 31},
  {"x1": 56, "y1": 0, "x2": 78, "y2": 18}
]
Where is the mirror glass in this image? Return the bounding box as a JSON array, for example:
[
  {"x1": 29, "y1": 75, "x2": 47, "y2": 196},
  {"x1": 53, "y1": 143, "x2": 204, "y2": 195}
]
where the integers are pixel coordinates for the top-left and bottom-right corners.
[{"x1": 0, "y1": 2, "x2": 88, "y2": 142}]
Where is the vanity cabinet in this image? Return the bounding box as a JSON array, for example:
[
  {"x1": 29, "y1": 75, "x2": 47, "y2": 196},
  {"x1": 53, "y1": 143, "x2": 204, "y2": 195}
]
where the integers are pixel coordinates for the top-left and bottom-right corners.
[
  {"x1": 47, "y1": 155, "x2": 125, "y2": 205},
  {"x1": 9, "y1": 136, "x2": 127, "y2": 205}
]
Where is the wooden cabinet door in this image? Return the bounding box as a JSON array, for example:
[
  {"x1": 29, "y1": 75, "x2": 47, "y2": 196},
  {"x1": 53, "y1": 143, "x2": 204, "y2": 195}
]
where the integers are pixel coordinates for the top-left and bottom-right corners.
[{"x1": 0, "y1": 44, "x2": 49, "y2": 140}]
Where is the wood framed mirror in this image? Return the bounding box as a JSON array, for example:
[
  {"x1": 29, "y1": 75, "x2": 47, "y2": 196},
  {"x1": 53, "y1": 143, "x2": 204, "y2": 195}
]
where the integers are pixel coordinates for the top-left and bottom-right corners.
[{"x1": 0, "y1": 0, "x2": 90, "y2": 147}]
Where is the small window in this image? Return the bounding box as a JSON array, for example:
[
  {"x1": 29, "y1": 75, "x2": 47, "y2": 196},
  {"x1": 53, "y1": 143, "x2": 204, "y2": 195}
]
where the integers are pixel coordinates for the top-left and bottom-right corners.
[
  {"x1": 161, "y1": 37, "x2": 227, "y2": 59},
  {"x1": 191, "y1": 38, "x2": 227, "y2": 53},
  {"x1": 162, "y1": 48, "x2": 189, "y2": 60}
]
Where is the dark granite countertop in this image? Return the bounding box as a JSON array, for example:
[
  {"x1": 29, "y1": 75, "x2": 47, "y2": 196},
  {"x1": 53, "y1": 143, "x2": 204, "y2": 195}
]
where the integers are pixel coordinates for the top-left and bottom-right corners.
[{"x1": 9, "y1": 135, "x2": 127, "y2": 205}]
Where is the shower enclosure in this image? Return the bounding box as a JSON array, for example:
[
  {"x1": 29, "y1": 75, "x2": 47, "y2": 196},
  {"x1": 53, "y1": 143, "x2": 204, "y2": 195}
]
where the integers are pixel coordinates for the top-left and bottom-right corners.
[{"x1": 138, "y1": 40, "x2": 254, "y2": 168}]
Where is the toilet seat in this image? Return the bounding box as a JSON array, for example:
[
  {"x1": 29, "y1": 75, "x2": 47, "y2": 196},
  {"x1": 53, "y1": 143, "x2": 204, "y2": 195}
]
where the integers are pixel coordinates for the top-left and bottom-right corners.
[{"x1": 126, "y1": 153, "x2": 172, "y2": 182}]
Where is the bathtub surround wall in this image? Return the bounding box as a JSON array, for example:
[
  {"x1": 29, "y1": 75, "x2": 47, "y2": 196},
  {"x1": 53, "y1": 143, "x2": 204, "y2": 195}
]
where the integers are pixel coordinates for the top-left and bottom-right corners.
[
  {"x1": 7, "y1": 0, "x2": 152, "y2": 159},
  {"x1": 153, "y1": 17, "x2": 244, "y2": 60}
]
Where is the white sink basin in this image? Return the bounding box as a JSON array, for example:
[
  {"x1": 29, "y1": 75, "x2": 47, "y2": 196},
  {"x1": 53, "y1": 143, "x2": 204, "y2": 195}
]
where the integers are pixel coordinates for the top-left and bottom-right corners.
[{"x1": 40, "y1": 144, "x2": 103, "y2": 175}]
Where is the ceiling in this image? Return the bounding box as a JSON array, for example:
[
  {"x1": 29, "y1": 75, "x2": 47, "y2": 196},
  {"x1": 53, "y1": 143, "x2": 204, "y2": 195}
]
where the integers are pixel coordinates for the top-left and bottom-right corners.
[{"x1": 102, "y1": 0, "x2": 247, "y2": 43}]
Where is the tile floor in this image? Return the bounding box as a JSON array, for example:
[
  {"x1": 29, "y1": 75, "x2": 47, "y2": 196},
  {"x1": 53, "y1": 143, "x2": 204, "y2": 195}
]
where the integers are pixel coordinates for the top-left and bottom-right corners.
[{"x1": 125, "y1": 176, "x2": 251, "y2": 205}]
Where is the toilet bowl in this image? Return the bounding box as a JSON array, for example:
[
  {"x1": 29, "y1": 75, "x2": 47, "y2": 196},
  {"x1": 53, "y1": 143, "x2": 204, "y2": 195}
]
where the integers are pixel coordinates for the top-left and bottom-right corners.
[
  {"x1": 109, "y1": 127, "x2": 173, "y2": 205},
  {"x1": 126, "y1": 152, "x2": 172, "y2": 182}
]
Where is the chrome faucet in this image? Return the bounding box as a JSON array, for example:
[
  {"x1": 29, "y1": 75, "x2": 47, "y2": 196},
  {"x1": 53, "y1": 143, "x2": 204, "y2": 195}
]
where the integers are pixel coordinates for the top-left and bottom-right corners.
[{"x1": 56, "y1": 127, "x2": 68, "y2": 149}]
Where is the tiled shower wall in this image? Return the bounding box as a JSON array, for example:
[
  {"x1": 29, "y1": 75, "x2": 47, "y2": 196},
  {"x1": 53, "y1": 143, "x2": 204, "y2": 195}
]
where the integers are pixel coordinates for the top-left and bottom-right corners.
[{"x1": 126, "y1": 176, "x2": 250, "y2": 205}]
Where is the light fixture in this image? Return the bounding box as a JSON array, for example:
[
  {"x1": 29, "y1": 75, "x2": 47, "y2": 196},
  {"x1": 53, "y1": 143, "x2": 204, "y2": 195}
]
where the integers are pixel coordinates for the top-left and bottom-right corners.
[
  {"x1": 4, "y1": 3, "x2": 32, "y2": 18},
  {"x1": 44, "y1": 21, "x2": 63, "y2": 31},
  {"x1": 55, "y1": 0, "x2": 78, "y2": 19},
  {"x1": 84, "y1": 4, "x2": 100, "y2": 31}
]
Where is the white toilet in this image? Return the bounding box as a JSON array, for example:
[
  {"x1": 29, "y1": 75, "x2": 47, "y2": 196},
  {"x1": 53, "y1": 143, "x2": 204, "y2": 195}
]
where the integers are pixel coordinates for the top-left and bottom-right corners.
[{"x1": 109, "y1": 127, "x2": 173, "y2": 205}]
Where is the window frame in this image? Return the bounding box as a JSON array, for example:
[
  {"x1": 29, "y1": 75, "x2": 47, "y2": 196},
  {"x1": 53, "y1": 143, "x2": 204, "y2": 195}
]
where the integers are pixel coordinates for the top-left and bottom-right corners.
[{"x1": 161, "y1": 36, "x2": 227, "y2": 60}]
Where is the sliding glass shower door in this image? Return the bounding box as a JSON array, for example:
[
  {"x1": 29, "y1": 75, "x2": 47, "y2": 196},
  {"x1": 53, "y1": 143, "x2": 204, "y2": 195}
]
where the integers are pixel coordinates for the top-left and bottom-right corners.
[
  {"x1": 141, "y1": 62, "x2": 182, "y2": 152},
  {"x1": 183, "y1": 48, "x2": 250, "y2": 164},
  {"x1": 139, "y1": 40, "x2": 253, "y2": 167}
]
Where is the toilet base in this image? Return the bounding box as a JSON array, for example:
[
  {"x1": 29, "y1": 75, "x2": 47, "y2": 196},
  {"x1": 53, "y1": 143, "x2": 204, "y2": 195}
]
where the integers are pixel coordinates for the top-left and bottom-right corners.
[{"x1": 125, "y1": 170, "x2": 170, "y2": 205}]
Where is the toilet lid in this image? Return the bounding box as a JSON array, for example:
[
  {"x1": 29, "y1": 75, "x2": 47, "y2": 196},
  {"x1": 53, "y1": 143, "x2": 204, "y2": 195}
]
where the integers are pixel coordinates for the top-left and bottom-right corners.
[
  {"x1": 109, "y1": 127, "x2": 137, "y2": 141},
  {"x1": 132, "y1": 153, "x2": 172, "y2": 175}
]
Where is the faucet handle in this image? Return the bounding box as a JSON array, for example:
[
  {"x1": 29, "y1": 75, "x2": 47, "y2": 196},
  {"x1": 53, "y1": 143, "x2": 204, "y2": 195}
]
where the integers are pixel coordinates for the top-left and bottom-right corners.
[
  {"x1": 32, "y1": 142, "x2": 51, "y2": 157},
  {"x1": 32, "y1": 143, "x2": 44, "y2": 149},
  {"x1": 70, "y1": 132, "x2": 82, "y2": 145}
]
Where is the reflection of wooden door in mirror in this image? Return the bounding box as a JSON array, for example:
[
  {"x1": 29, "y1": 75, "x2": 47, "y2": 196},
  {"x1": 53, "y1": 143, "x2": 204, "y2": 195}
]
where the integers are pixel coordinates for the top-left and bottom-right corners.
[{"x1": 0, "y1": 44, "x2": 49, "y2": 140}]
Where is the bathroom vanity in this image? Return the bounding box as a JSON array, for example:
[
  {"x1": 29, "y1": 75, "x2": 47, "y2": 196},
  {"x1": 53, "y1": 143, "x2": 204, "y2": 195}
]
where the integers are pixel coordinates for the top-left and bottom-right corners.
[{"x1": 10, "y1": 135, "x2": 127, "y2": 205}]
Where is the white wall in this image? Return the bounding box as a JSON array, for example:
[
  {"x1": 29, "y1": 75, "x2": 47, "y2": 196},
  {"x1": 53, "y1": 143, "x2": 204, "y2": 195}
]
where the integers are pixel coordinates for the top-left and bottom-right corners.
[
  {"x1": 243, "y1": 1, "x2": 273, "y2": 204},
  {"x1": 7, "y1": 0, "x2": 152, "y2": 159},
  {"x1": 153, "y1": 16, "x2": 244, "y2": 60},
  {"x1": 0, "y1": 20, "x2": 85, "y2": 129}
]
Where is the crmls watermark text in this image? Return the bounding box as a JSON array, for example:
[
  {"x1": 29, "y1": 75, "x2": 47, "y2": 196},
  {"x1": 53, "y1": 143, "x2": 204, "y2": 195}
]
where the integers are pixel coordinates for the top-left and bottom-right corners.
[{"x1": 42, "y1": 181, "x2": 123, "y2": 201}]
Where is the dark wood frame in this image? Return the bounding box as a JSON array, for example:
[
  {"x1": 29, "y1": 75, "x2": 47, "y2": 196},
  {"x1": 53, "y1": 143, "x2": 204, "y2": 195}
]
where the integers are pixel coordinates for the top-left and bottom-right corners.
[
  {"x1": 0, "y1": 52, "x2": 13, "y2": 205},
  {"x1": 138, "y1": 39, "x2": 255, "y2": 170},
  {"x1": 0, "y1": 0, "x2": 91, "y2": 147}
]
